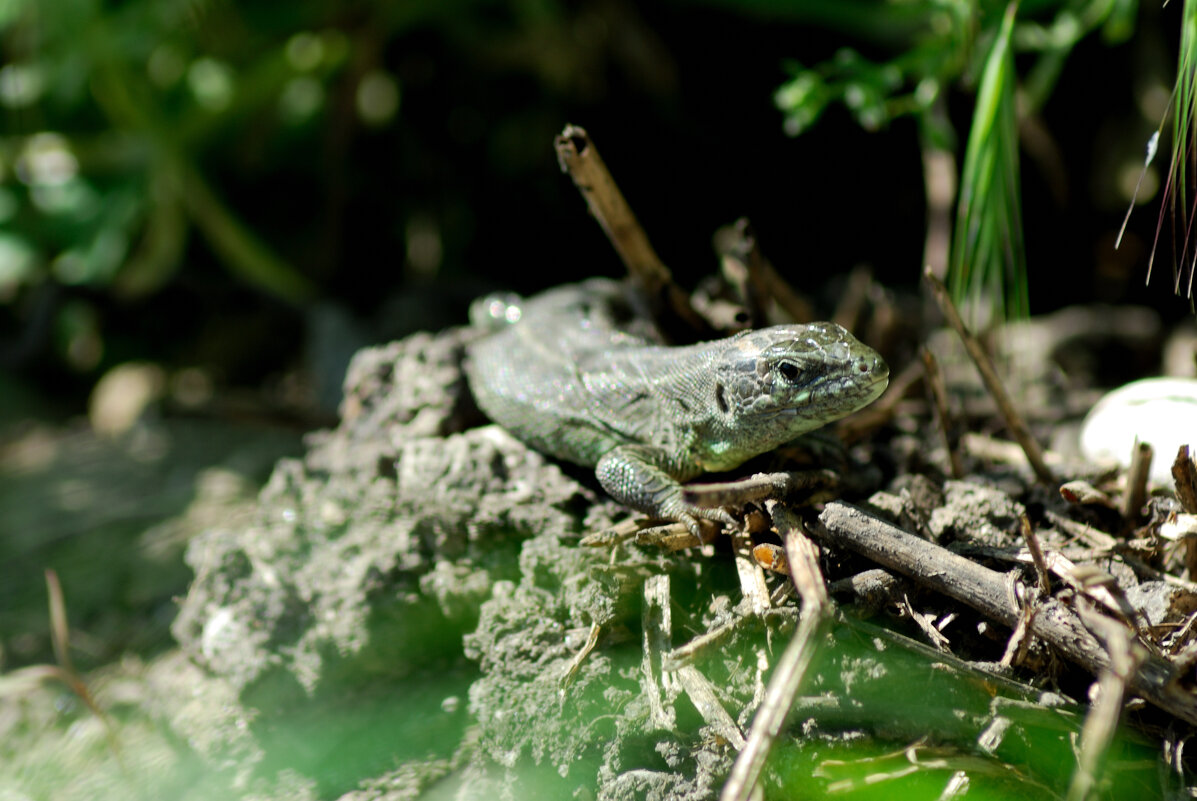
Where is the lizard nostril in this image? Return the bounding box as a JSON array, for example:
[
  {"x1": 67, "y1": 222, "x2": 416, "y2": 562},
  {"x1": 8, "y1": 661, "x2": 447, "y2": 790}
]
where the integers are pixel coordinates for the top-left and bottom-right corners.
[{"x1": 715, "y1": 382, "x2": 729, "y2": 414}]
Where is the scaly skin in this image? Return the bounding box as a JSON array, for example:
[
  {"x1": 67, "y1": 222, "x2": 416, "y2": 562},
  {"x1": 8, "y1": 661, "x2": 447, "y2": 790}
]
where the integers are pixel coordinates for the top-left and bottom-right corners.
[{"x1": 465, "y1": 279, "x2": 889, "y2": 532}]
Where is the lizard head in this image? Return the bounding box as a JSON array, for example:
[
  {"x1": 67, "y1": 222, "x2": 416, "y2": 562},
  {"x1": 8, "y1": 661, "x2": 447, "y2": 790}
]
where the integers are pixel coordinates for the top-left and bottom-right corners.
[{"x1": 710, "y1": 322, "x2": 889, "y2": 448}]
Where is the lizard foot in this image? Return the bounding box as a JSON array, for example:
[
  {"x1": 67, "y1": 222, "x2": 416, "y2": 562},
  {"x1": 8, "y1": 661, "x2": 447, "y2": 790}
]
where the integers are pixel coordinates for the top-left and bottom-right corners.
[{"x1": 675, "y1": 506, "x2": 738, "y2": 539}]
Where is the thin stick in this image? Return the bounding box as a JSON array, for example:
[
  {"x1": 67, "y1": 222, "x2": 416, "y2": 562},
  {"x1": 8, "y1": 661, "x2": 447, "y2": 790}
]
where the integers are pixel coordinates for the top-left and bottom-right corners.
[
  {"x1": 818, "y1": 501, "x2": 1197, "y2": 725},
  {"x1": 554, "y1": 124, "x2": 707, "y2": 335},
  {"x1": 733, "y1": 532, "x2": 773, "y2": 615},
  {"x1": 1122, "y1": 439, "x2": 1153, "y2": 524},
  {"x1": 721, "y1": 505, "x2": 830, "y2": 801},
  {"x1": 715, "y1": 218, "x2": 771, "y2": 327},
  {"x1": 920, "y1": 347, "x2": 964, "y2": 478},
  {"x1": 1019, "y1": 514, "x2": 1051, "y2": 596},
  {"x1": 1172, "y1": 446, "x2": 1197, "y2": 580},
  {"x1": 1173, "y1": 445, "x2": 1197, "y2": 514},
  {"x1": 677, "y1": 665, "x2": 747, "y2": 749},
  {"x1": 641, "y1": 574, "x2": 676, "y2": 730},
  {"x1": 1043, "y1": 510, "x2": 1119, "y2": 549},
  {"x1": 923, "y1": 267, "x2": 1055, "y2": 485},
  {"x1": 715, "y1": 218, "x2": 815, "y2": 325},
  {"x1": 684, "y1": 470, "x2": 837, "y2": 509},
  {"x1": 1066, "y1": 605, "x2": 1143, "y2": 801},
  {"x1": 554, "y1": 124, "x2": 670, "y2": 290},
  {"x1": 831, "y1": 265, "x2": 873, "y2": 334},
  {"x1": 44, "y1": 570, "x2": 126, "y2": 771}
]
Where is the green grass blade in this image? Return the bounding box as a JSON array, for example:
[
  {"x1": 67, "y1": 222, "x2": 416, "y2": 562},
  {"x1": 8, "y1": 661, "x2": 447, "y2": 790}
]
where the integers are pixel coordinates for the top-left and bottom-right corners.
[
  {"x1": 1171, "y1": 0, "x2": 1197, "y2": 297},
  {"x1": 949, "y1": 1, "x2": 1027, "y2": 325},
  {"x1": 1138, "y1": 0, "x2": 1197, "y2": 301}
]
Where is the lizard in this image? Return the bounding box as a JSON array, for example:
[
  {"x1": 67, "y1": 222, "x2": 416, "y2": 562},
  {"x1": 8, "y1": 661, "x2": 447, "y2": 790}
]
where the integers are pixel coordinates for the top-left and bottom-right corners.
[{"x1": 464, "y1": 278, "x2": 889, "y2": 534}]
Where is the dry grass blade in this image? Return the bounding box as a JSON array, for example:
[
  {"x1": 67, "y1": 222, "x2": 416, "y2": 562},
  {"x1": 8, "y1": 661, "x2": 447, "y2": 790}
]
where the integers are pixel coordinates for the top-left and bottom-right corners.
[
  {"x1": 676, "y1": 666, "x2": 746, "y2": 751},
  {"x1": 563, "y1": 622, "x2": 602, "y2": 685},
  {"x1": 1174, "y1": 445, "x2": 1197, "y2": 581},
  {"x1": 46, "y1": 569, "x2": 74, "y2": 675},
  {"x1": 1066, "y1": 607, "x2": 1144, "y2": 801},
  {"x1": 42, "y1": 570, "x2": 126, "y2": 771},
  {"x1": 733, "y1": 532, "x2": 772, "y2": 616}
]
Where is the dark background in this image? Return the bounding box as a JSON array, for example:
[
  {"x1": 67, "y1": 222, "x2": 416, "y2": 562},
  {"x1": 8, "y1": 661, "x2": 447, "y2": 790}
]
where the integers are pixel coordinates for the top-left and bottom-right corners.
[{"x1": 0, "y1": 0, "x2": 1184, "y2": 420}]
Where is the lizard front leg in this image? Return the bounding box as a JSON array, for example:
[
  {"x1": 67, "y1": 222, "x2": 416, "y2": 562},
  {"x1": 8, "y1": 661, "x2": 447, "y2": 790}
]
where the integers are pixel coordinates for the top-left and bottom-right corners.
[{"x1": 595, "y1": 445, "x2": 737, "y2": 536}]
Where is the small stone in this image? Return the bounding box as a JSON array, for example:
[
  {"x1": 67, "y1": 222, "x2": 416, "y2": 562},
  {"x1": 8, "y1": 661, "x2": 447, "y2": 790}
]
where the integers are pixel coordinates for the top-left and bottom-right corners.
[{"x1": 1080, "y1": 377, "x2": 1197, "y2": 484}]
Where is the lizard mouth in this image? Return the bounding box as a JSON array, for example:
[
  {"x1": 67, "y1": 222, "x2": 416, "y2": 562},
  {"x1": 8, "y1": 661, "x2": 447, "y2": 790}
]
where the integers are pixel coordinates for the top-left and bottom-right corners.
[
  {"x1": 844, "y1": 353, "x2": 890, "y2": 399},
  {"x1": 764, "y1": 357, "x2": 889, "y2": 420}
]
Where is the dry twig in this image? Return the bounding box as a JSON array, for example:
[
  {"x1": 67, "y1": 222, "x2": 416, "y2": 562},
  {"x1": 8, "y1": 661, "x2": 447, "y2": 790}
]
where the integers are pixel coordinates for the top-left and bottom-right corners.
[
  {"x1": 817, "y1": 501, "x2": 1197, "y2": 725},
  {"x1": 714, "y1": 218, "x2": 771, "y2": 327},
  {"x1": 641, "y1": 574, "x2": 676, "y2": 730},
  {"x1": 1174, "y1": 445, "x2": 1197, "y2": 515},
  {"x1": 733, "y1": 532, "x2": 773, "y2": 616},
  {"x1": 714, "y1": 217, "x2": 814, "y2": 324},
  {"x1": 721, "y1": 504, "x2": 831, "y2": 801},
  {"x1": 554, "y1": 124, "x2": 708, "y2": 337},
  {"x1": 676, "y1": 665, "x2": 747, "y2": 750},
  {"x1": 683, "y1": 470, "x2": 836, "y2": 510},
  {"x1": 831, "y1": 265, "x2": 873, "y2": 334},
  {"x1": 923, "y1": 267, "x2": 1055, "y2": 485},
  {"x1": 1059, "y1": 481, "x2": 1116, "y2": 509},
  {"x1": 42, "y1": 570, "x2": 125, "y2": 770},
  {"x1": 1173, "y1": 446, "x2": 1197, "y2": 580},
  {"x1": 1066, "y1": 606, "x2": 1144, "y2": 801},
  {"x1": 563, "y1": 622, "x2": 602, "y2": 685},
  {"x1": 1122, "y1": 440, "x2": 1153, "y2": 524},
  {"x1": 921, "y1": 347, "x2": 964, "y2": 478},
  {"x1": 1019, "y1": 514, "x2": 1051, "y2": 596}
]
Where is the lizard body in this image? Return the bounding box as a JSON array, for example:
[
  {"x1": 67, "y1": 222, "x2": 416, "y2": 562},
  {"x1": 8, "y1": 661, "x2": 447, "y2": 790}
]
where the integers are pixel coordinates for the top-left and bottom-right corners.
[{"x1": 465, "y1": 279, "x2": 889, "y2": 531}]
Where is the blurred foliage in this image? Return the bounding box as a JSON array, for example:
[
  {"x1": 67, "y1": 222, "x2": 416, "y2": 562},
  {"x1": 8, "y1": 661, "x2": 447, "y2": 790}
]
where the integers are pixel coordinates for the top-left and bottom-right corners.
[
  {"x1": 0, "y1": 0, "x2": 396, "y2": 376},
  {"x1": 773, "y1": 0, "x2": 1138, "y2": 323},
  {"x1": 0, "y1": 0, "x2": 700, "y2": 393},
  {"x1": 0, "y1": 0, "x2": 1164, "y2": 386}
]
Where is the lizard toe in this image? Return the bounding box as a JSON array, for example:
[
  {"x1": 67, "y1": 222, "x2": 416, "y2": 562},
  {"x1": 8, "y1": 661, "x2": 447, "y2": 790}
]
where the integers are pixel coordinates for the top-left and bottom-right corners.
[
  {"x1": 678, "y1": 514, "x2": 725, "y2": 541},
  {"x1": 679, "y1": 514, "x2": 704, "y2": 539},
  {"x1": 714, "y1": 508, "x2": 738, "y2": 528},
  {"x1": 686, "y1": 505, "x2": 738, "y2": 532}
]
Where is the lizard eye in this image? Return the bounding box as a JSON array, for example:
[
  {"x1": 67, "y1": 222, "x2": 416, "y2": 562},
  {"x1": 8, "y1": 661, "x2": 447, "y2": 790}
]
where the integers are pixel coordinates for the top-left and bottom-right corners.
[{"x1": 777, "y1": 361, "x2": 801, "y2": 383}]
